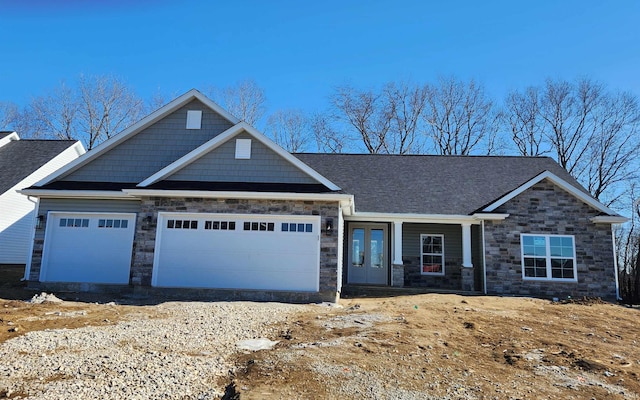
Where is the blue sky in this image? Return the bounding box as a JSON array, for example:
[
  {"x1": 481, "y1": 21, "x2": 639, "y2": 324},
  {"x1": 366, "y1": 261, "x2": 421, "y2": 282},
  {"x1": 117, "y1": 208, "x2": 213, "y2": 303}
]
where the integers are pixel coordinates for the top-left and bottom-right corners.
[{"x1": 2, "y1": 0, "x2": 640, "y2": 116}]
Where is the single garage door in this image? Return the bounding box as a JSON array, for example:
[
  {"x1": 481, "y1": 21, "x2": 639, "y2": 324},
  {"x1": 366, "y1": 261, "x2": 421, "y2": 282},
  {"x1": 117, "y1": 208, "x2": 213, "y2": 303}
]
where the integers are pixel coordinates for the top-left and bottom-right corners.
[
  {"x1": 153, "y1": 213, "x2": 320, "y2": 291},
  {"x1": 40, "y1": 212, "x2": 136, "y2": 284}
]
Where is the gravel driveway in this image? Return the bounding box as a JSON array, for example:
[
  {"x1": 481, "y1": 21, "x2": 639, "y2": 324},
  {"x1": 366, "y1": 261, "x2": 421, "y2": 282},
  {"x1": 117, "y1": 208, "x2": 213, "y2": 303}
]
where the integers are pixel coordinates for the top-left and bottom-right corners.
[{"x1": 0, "y1": 300, "x2": 311, "y2": 399}]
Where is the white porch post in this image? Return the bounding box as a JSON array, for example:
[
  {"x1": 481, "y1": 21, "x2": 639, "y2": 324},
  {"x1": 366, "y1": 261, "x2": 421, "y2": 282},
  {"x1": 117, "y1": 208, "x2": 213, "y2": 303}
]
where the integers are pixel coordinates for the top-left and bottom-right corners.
[
  {"x1": 391, "y1": 221, "x2": 404, "y2": 287},
  {"x1": 462, "y1": 223, "x2": 473, "y2": 268},
  {"x1": 393, "y1": 221, "x2": 403, "y2": 265}
]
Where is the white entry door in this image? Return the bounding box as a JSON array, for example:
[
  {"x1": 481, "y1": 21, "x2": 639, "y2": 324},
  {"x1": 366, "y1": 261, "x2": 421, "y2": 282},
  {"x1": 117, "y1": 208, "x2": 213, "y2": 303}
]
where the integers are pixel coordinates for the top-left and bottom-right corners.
[
  {"x1": 40, "y1": 212, "x2": 136, "y2": 284},
  {"x1": 153, "y1": 213, "x2": 320, "y2": 291},
  {"x1": 348, "y1": 223, "x2": 389, "y2": 285}
]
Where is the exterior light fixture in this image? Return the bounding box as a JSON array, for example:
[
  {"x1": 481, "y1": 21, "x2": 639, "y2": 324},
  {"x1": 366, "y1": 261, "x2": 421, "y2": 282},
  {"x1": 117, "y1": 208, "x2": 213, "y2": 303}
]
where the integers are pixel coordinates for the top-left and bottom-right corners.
[
  {"x1": 326, "y1": 218, "x2": 334, "y2": 235},
  {"x1": 36, "y1": 215, "x2": 45, "y2": 229}
]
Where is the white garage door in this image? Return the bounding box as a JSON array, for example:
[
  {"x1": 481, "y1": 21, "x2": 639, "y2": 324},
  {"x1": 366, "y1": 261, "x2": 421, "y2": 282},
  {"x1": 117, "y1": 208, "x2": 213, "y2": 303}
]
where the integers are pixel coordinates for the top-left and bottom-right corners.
[
  {"x1": 40, "y1": 212, "x2": 136, "y2": 284},
  {"x1": 153, "y1": 213, "x2": 320, "y2": 291}
]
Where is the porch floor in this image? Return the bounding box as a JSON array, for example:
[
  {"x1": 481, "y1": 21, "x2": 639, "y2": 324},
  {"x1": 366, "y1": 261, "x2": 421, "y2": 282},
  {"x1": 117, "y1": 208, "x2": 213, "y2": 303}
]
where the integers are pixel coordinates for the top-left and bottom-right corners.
[{"x1": 340, "y1": 285, "x2": 483, "y2": 299}]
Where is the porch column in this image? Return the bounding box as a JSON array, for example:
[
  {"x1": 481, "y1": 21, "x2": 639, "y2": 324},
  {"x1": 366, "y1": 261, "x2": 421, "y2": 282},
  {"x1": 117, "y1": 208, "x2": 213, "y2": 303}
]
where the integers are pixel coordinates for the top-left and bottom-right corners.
[
  {"x1": 393, "y1": 221, "x2": 403, "y2": 265},
  {"x1": 462, "y1": 223, "x2": 473, "y2": 268},
  {"x1": 392, "y1": 221, "x2": 404, "y2": 287}
]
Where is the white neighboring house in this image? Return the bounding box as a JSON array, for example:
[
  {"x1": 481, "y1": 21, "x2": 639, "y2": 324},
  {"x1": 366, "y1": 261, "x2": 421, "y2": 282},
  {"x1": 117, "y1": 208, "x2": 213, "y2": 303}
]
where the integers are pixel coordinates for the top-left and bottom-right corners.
[{"x1": 0, "y1": 131, "x2": 85, "y2": 265}]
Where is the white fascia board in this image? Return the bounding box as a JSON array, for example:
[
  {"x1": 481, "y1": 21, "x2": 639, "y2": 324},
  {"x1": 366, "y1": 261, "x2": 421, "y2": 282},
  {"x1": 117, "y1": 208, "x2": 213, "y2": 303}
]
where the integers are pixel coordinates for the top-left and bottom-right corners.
[
  {"x1": 138, "y1": 121, "x2": 341, "y2": 191},
  {"x1": 34, "y1": 89, "x2": 238, "y2": 187},
  {"x1": 123, "y1": 188, "x2": 353, "y2": 202},
  {"x1": 345, "y1": 212, "x2": 479, "y2": 225},
  {"x1": 471, "y1": 213, "x2": 510, "y2": 221},
  {"x1": 483, "y1": 170, "x2": 616, "y2": 216},
  {"x1": 18, "y1": 189, "x2": 139, "y2": 200},
  {"x1": 0, "y1": 131, "x2": 19, "y2": 148},
  {"x1": 591, "y1": 216, "x2": 629, "y2": 224}
]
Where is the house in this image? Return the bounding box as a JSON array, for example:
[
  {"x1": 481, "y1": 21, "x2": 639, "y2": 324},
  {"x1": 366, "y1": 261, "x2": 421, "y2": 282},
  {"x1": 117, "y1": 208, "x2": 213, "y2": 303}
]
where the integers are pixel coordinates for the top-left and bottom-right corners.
[
  {"x1": 19, "y1": 90, "x2": 627, "y2": 301},
  {"x1": 0, "y1": 132, "x2": 85, "y2": 265}
]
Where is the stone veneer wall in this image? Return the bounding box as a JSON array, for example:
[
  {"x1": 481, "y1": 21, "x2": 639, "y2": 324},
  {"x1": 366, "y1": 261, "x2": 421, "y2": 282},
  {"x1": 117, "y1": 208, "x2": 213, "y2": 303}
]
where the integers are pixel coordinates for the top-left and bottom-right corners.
[
  {"x1": 130, "y1": 197, "x2": 341, "y2": 298},
  {"x1": 484, "y1": 180, "x2": 616, "y2": 300},
  {"x1": 402, "y1": 256, "x2": 463, "y2": 290}
]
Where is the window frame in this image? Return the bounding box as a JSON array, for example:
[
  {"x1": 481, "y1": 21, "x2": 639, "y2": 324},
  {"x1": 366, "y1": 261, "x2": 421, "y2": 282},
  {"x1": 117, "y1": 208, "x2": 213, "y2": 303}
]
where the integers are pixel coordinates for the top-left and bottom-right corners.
[
  {"x1": 420, "y1": 234, "x2": 445, "y2": 276},
  {"x1": 520, "y1": 234, "x2": 577, "y2": 282}
]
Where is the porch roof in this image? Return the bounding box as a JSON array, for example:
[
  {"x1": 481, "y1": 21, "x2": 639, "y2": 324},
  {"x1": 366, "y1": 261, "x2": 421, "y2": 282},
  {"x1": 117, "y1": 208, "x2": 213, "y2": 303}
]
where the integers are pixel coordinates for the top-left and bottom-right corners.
[{"x1": 295, "y1": 154, "x2": 588, "y2": 215}]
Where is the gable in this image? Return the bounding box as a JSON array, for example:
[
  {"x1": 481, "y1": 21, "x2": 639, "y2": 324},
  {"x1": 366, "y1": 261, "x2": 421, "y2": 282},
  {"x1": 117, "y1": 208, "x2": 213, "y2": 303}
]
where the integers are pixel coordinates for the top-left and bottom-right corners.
[
  {"x1": 495, "y1": 178, "x2": 600, "y2": 214},
  {"x1": 481, "y1": 171, "x2": 617, "y2": 216},
  {"x1": 59, "y1": 99, "x2": 234, "y2": 183},
  {"x1": 166, "y1": 131, "x2": 317, "y2": 184}
]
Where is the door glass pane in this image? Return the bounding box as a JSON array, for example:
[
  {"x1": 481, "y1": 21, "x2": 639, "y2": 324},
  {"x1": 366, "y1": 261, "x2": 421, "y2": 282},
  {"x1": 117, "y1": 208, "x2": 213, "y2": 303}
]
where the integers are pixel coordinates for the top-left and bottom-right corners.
[
  {"x1": 370, "y1": 229, "x2": 384, "y2": 268},
  {"x1": 352, "y1": 228, "x2": 364, "y2": 267}
]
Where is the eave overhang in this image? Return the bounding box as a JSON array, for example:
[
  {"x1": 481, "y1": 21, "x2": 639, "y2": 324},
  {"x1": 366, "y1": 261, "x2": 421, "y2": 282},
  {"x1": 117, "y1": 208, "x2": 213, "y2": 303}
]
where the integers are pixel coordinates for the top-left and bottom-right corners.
[{"x1": 591, "y1": 215, "x2": 629, "y2": 224}]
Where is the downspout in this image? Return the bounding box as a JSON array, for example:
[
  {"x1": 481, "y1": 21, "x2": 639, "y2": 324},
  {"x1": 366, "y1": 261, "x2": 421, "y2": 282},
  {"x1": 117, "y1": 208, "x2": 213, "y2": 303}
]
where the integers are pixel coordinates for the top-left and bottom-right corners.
[
  {"x1": 611, "y1": 228, "x2": 621, "y2": 301},
  {"x1": 482, "y1": 220, "x2": 487, "y2": 295}
]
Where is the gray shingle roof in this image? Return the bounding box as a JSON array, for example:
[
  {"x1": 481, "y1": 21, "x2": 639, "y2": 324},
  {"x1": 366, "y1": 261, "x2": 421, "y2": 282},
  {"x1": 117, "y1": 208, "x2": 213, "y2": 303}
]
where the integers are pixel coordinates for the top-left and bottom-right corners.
[
  {"x1": 295, "y1": 153, "x2": 590, "y2": 215},
  {"x1": 0, "y1": 139, "x2": 78, "y2": 193}
]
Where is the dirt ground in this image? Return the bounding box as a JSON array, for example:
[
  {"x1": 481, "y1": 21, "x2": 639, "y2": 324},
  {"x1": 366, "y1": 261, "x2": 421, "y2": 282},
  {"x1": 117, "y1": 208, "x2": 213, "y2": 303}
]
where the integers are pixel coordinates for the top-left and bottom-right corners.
[{"x1": 2, "y1": 265, "x2": 639, "y2": 399}]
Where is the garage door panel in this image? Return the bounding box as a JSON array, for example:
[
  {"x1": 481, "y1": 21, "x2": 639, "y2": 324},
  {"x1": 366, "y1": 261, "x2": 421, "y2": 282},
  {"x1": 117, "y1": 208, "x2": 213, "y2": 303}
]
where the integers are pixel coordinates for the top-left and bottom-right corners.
[
  {"x1": 41, "y1": 213, "x2": 135, "y2": 284},
  {"x1": 154, "y1": 214, "x2": 320, "y2": 291}
]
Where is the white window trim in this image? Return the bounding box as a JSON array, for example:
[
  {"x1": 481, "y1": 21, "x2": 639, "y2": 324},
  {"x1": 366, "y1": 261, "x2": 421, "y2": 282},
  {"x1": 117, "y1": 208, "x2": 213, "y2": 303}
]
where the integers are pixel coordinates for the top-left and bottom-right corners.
[
  {"x1": 520, "y1": 234, "x2": 578, "y2": 282},
  {"x1": 420, "y1": 234, "x2": 445, "y2": 276}
]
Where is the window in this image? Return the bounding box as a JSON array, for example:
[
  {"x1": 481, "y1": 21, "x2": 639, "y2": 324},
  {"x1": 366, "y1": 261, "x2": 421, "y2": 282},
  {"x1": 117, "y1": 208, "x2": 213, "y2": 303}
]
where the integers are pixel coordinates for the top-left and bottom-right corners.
[
  {"x1": 60, "y1": 218, "x2": 89, "y2": 228},
  {"x1": 166, "y1": 219, "x2": 198, "y2": 229},
  {"x1": 98, "y1": 219, "x2": 129, "y2": 229},
  {"x1": 281, "y1": 222, "x2": 312, "y2": 233},
  {"x1": 204, "y1": 220, "x2": 236, "y2": 230},
  {"x1": 420, "y1": 234, "x2": 444, "y2": 275},
  {"x1": 521, "y1": 234, "x2": 576, "y2": 281},
  {"x1": 244, "y1": 221, "x2": 275, "y2": 231}
]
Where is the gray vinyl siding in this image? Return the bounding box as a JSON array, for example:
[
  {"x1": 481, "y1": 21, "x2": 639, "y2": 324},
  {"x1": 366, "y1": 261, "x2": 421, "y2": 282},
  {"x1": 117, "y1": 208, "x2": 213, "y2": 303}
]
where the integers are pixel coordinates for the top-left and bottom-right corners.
[
  {"x1": 402, "y1": 223, "x2": 463, "y2": 263},
  {"x1": 38, "y1": 198, "x2": 142, "y2": 214},
  {"x1": 61, "y1": 100, "x2": 234, "y2": 183},
  {"x1": 167, "y1": 132, "x2": 318, "y2": 184}
]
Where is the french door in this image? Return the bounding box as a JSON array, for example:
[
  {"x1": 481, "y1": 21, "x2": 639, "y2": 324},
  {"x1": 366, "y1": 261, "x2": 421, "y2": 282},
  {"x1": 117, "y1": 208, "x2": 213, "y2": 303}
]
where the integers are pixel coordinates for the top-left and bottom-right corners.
[{"x1": 348, "y1": 223, "x2": 388, "y2": 285}]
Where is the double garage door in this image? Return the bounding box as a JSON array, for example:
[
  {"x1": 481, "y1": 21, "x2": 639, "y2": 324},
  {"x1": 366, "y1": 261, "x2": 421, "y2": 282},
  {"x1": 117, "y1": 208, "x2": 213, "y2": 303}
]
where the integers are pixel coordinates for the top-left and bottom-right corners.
[
  {"x1": 40, "y1": 212, "x2": 320, "y2": 292},
  {"x1": 153, "y1": 213, "x2": 320, "y2": 291}
]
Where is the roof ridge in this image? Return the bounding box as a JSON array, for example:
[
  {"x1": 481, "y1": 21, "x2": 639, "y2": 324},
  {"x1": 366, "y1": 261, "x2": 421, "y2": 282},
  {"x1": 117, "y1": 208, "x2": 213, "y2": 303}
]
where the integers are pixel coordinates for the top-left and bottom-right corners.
[{"x1": 294, "y1": 152, "x2": 553, "y2": 159}]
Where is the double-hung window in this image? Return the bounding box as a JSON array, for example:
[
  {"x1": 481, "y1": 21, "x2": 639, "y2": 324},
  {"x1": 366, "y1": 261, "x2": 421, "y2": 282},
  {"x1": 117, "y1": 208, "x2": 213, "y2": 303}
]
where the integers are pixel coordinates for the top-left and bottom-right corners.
[
  {"x1": 521, "y1": 234, "x2": 576, "y2": 281},
  {"x1": 420, "y1": 234, "x2": 444, "y2": 275}
]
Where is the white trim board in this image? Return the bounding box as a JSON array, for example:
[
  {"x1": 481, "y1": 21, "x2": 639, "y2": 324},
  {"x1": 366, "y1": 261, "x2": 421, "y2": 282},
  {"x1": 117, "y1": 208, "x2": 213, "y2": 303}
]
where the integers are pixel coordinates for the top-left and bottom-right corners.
[
  {"x1": 34, "y1": 89, "x2": 240, "y2": 187},
  {"x1": 137, "y1": 121, "x2": 341, "y2": 191},
  {"x1": 124, "y1": 188, "x2": 353, "y2": 203},
  {"x1": 482, "y1": 170, "x2": 618, "y2": 216}
]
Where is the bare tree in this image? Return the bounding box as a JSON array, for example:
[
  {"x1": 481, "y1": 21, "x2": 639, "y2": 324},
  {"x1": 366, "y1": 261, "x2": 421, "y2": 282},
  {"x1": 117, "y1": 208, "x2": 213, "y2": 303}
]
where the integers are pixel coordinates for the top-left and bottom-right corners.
[
  {"x1": 584, "y1": 91, "x2": 640, "y2": 204},
  {"x1": 503, "y1": 87, "x2": 546, "y2": 156},
  {"x1": 76, "y1": 74, "x2": 144, "y2": 149},
  {"x1": 422, "y1": 77, "x2": 498, "y2": 155},
  {"x1": 29, "y1": 82, "x2": 79, "y2": 140},
  {"x1": 617, "y1": 186, "x2": 640, "y2": 304},
  {"x1": 209, "y1": 79, "x2": 266, "y2": 125},
  {"x1": 539, "y1": 78, "x2": 603, "y2": 176},
  {"x1": 310, "y1": 113, "x2": 347, "y2": 153},
  {"x1": 383, "y1": 82, "x2": 428, "y2": 154},
  {"x1": 21, "y1": 75, "x2": 143, "y2": 149},
  {"x1": 0, "y1": 101, "x2": 19, "y2": 131},
  {"x1": 331, "y1": 85, "x2": 392, "y2": 154},
  {"x1": 266, "y1": 109, "x2": 311, "y2": 152}
]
